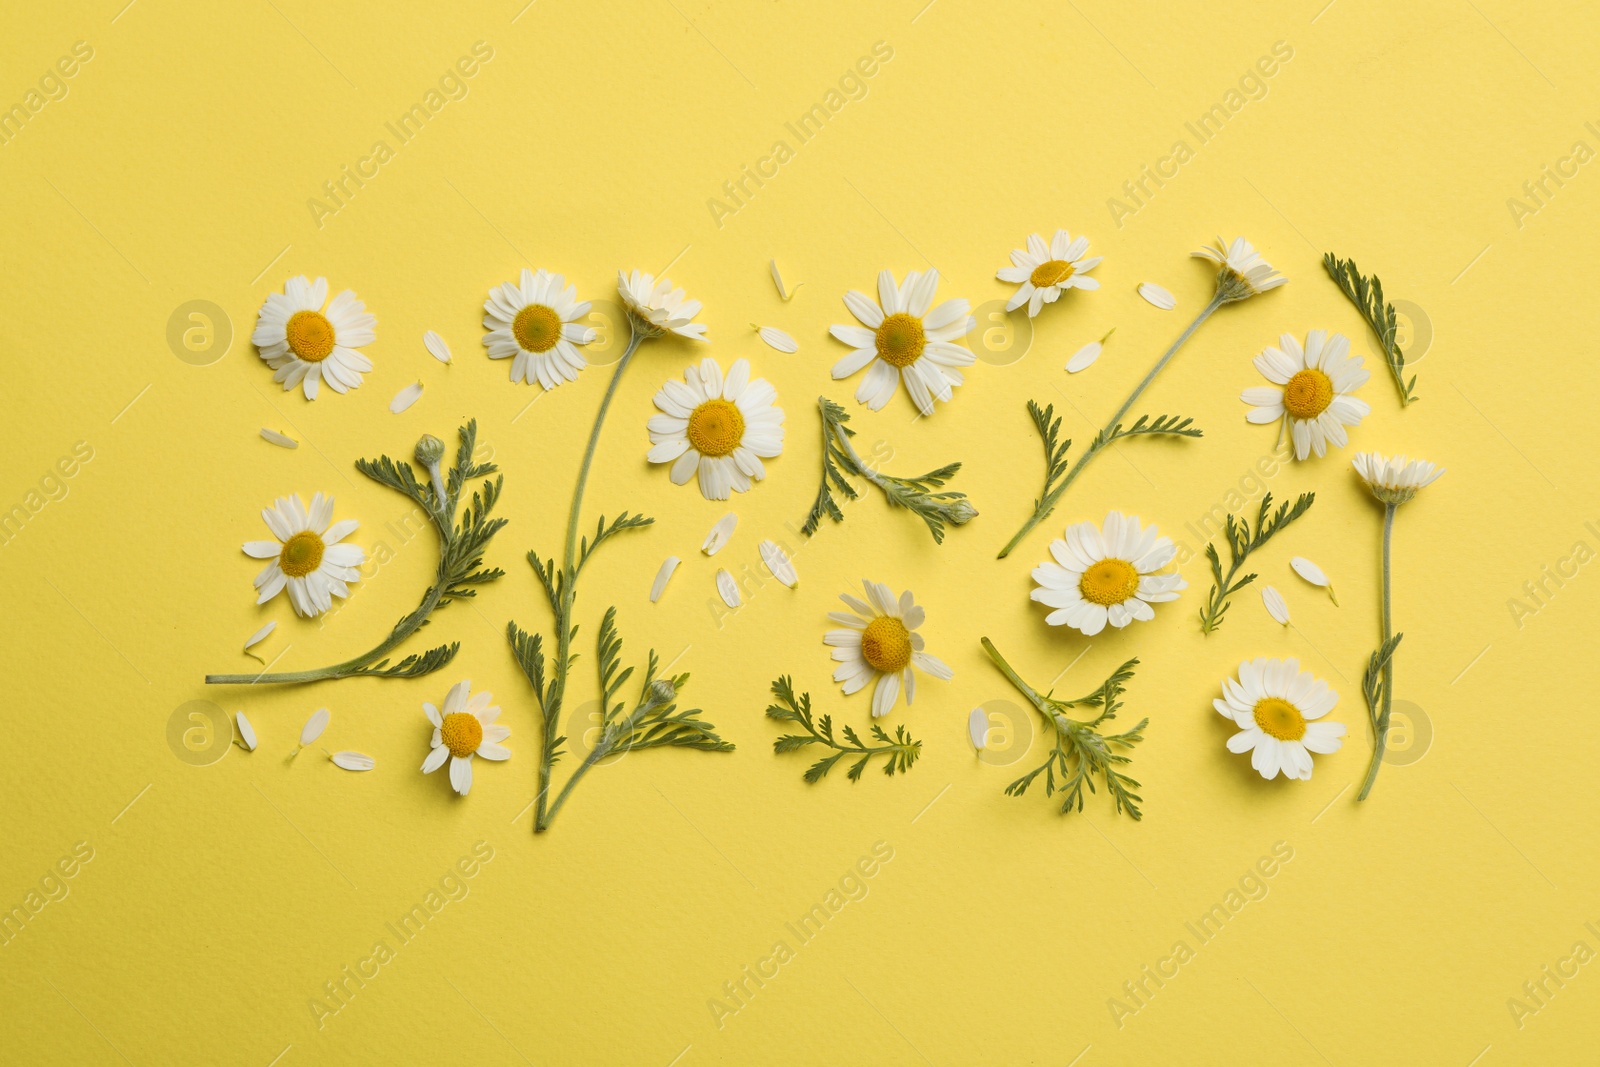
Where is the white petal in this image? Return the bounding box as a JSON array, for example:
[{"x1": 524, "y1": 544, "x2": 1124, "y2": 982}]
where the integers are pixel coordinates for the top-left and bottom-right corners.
[
  {"x1": 756, "y1": 326, "x2": 798, "y2": 353},
  {"x1": 243, "y1": 620, "x2": 276, "y2": 650},
  {"x1": 449, "y1": 755, "x2": 473, "y2": 795},
  {"x1": 423, "y1": 330, "x2": 452, "y2": 364},
  {"x1": 1065, "y1": 341, "x2": 1102, "y2": 374},
  {"x1": 759, "y1": 540, "x2": 798, "y2": 588},
  {"x1": 234, "y1": 711, "x2": 257, "y2": 751},
  {"x1": 650, "y1": 557, "x2": 680, "y2": 603},
  {"x1": 1261, "y1": 586, "x2": 1290, "y2": 625},
  {"x1": 1138, "y1": 282, "x2": 1176, "y2": 310},
  {"x1": 331, "y1": 751, "x2": 375, "y2": 771},
  {"x1": 389, "y1": 381, "x2": 423, "y2": 413},
  {"x1": 769, "y1": 259, "x2": 796, "y2": 301},
  {"x1": 702, "y1": 513, "x2": 738, "y2": 555},
  {"x1": 300, "y1": 708, "x2": 330, "y2": 746},
  {"x1": 1291, "y1": 556, "x2": 1330, "y2": 588},
  {"x1": 968, "y1": 708, "x2": 988, "y2": 751},
  {"x1": 259, "y1": 428, "x2": 298, "y2": 449},
  {"x1": 715, "y1": 568, "x2": 741, "y2": 608}
]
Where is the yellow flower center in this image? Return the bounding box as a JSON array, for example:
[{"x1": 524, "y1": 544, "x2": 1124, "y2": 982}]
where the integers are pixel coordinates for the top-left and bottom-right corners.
[
  {"x1": 512, "y1": 304, "x2": 563, "y2": 353},
  {"x1": 860, "y1": 615, "x2": 913, "y2": 673},
  {"x1": 1252, "y1": 697, "x2": 1307, "y2": 741},
  {"x1": 440, "y1": 711, "x2": 483, "y2": 758},
  {"x1": 874, "y1": 313, "x2": 926, "y2": 368},
  {"x1": 1030, "y1": 259, "x2": 1075, "y2": 287},
  {"x1": 1283, "y1": 368, "x2": 1334, "y2": 419},
  {"x1": 278, "y1": 530, "x2": 325, "y2": 577},
  {"x1": 686, "y1": 399, "x2": 745, "y2": 457},
  {"x1": 1078, "y1": 558, "x2": 1140, "y2": 606},
  {"x1": 285, "y1": 310, "x2": 336, "y2": 362}
]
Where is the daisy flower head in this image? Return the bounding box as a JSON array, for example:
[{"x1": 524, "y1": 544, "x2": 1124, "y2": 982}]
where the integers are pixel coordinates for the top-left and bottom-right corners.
[
  {"x1": 421, "y1": 680, "x2": 510, "y2": 796},
  {"x1": 243, "y1": 493, "x2": 364, "y2": 618},
  {"x1": 482, "y1": 268, "x2": 595, "y2": 388},
  {"x1": 825, "y1": 580, "x2": 952, "y2": 718},
  {"x1": 829, "y1": 269, "x2": 975, "y2": 416},
  {"x1": 1193, "y1": 236, "x2": 1287, "y2": 302},
  {"x1": 1352, "y1": 452, "x2": 1445, "y2": 506},
  {"x1": 252, "y1": 276, "x2": 376, "y2": 400},
  {"x1": 649, "y1": 357, "x2": 784, "y2": 500},
  {"x1": 1242, "y1": 330, "x2": 1371, "y2": 460},
  {"x1": 1031, "y1": 511, "x2": 1187, "y2": 636},
  {"x1": 997, "y1": 230, "x2": 1102, "y2": 317},
  {"x1": 1215, "y1": 657, "x2": 1344, "y2": 781},
  {"x1": 618, "y1": 270, "x2": 706, "y2": 341}
]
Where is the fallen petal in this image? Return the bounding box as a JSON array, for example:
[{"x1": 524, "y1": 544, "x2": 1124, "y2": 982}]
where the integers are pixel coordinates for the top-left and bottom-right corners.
[
  {"x1": 770, "y1": 259, "x2": 801, "y2": 301},
  {"x1": 300, "y1": 708, "x2": 330, "y2": 746},
  {"x1": 423, "y1": 330, "x2": 452, "y2": 364},
  {"x1": 759, "y1": 540, "x2": 798, "y2": 588},
  {"x1": 331, "y1": 751, "x2": 375, "y2": 771},
  {"x1": 235, "y1": 711, "x2": 257, "y2": 751},
  {"x1": 968, "y1": 707, "x2": 988, "y2": 751},
  {"x1": 1065, "y1": 342, "x2": 1102, "y2": 374},
  {"x1": 716, "y1": 568, "x2": 741, "y2": 608},
  {"x1": 1261, "y1": 585, "x2": 1290, "y2": 625},
  {"x1": 650, "y1": 556, "x2": 680, "y2": 603},
  {"x1": 756, "y1": 325, "x2": 798, "y2": 353},
  {"x1": 389, "y1": 381, "x2": 423, "y2": 413},
  {"x1": 1138, "y1": 282, "x2": 1176, "y2": 311},
  {"x1": 702, "y1": 513, "x2": 738, "y2": 555},
  {"x1": 244, "y1": 620, "x2": 276, "y2": 650},
  {"x1": 260, "y1": 428, "x2": 298, "y2": 449}
]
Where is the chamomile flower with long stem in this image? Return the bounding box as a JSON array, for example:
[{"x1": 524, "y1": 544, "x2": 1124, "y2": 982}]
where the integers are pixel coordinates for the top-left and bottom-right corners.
[
  {"x1": 253, "y1": 276, "x2": 376, "y2": 400},
  {"x1": 1030, "y1": 511, "x2": 1186, "y2": 636},
  {"x1": 1351, "y1": 452, "x2": 1444, "y2": 801},
  {"x1": 647, "y1": 357, "x2": 784, "y2": 500},
  {"x1": 998, "y1": 236, "x2": 1284, "y2": 559},
  {"x1": 243, "y1": 493, "x2": 364, "y2": 618},
  {"x1": 1215, "y1": 657, "x2": 1345, "y2": 781},
  {"x1": 829, "y1": 269, "x2": 975, "y2": 416},
  {"x1": 482, "y1": 268, "x2": 596, "y2": 389},
  {"x1": 825, "y1": 581, "x2": 952, "y2": 718},
  {"x1": 997, "y1": 230, "x2": 1102, "y2": 317},
  {"x1": 421, "y1": 680, "x2": 510, "y2": 796},
  {"x1": 1242, "y1": 330, "x2": 1370, "y2": 460}
]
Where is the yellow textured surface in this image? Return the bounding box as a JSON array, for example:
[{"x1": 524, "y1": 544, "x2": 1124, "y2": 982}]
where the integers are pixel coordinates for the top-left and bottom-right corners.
[{"x1": 2, "y1": 1, "x2": 1594, "y2": 1064}]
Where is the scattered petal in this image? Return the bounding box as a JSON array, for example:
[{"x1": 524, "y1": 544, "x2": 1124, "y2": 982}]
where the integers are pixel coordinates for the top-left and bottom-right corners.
[
  {"x1": 754, "y1": 325, "x2": 798, "y2": 353},
  {"x1": 244, "y1": 620, "x2": 276, "y2": 650},
  {"x1": 260, "y1": 428, "x2": 298, "y2": 449},
  {"x1": 235, "y1": 711, "x2": 257, "y2": 752},
  {"x1": 300, "y1": 708, "x2": 330, "y2": 746},
  {"x1": 968, "y1": 707, "x2": 988, "y2": 751},
  {"x1": 423, "y1": 330, "x2": 452, "y2": 364},
  {"x1": 759, "y1": 540, "x2": 798, "y2": 588},
  {"x1": 1066, "y1": 342, "x2": 1102, "y2": 374},
  {"x1": 716, "y1": 568, "x2": 741, "y2": 608},
  {"x1": 1289, "y1": 556, "x2": 1338, "y2": 605},
  {"x1": 650, "y1": 557, "x2": 680, "y2": 603},
  {"x1": 1261, "y1": 585, "x2": 1291, "y2": 626},
  {"x1": 770, "y1": 259, "x2": 801, "y2": 301},
  {"x1": 1138, "y1": 283, "x2": 1176, "y2": 310},
  {"x1": 389, "y1": 381, "x2": 423, "y2": 413},
  {"x1": 331, "y1": 751, "x2": 375, "y2": 771},
  {"x1": 702, "y1": 513, "x2": 738, "y2": 556}
]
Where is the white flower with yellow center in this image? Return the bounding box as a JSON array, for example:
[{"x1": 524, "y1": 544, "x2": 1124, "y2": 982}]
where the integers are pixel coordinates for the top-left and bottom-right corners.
[
  {"x1": 1215, "y1": 657, "x2": 1345, "y2": 781},
  {"x1": 1242, "y1": 330, "x2": 1370, "y2": 460},
  {"x1": 242, "y1": 493, "x2": 364, "y2": 618},
  {"x1": 648, "y1": 357, "x2": 784, "y2": 500},
  {"x1": 482, "y1": 268, "x2": 596, "y2": 388},
  {"x1": 252, "y1": 276, "x2": 376, "y2": 400},
  {"x1": 618, "y1": 270, "x2": 707, "y2": 341},
  {"x1": 829, "y1": 269, "x2": 975, "y2": 416},
  {"x1": 1352, "y1": 452, "x2": 1445, "y2": 506},
  {"x1": 1031, "y1": 511, "x2": 1186, "y2": 636},
  {"x1": 996, "y1": 230, "x2": 1102, "y2": 317},
  {"x1": 825, "y1": 581, "x2": 952, "y2": 718},
  {"x1": 421, "y1": 680, "x2": 510, "y2": 796}
]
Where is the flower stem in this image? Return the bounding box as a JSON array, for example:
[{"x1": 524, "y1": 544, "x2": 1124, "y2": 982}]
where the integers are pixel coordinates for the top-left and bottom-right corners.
[
  {"x1": 534, "y1": 330, "x2": 643, "y2": 833},
  {"x1": 997, "y1": 292, "x2": 1225, "y2": 558},
  {"x1": 1357, "y1": 503, "x2": 1397, "y2": 801}
]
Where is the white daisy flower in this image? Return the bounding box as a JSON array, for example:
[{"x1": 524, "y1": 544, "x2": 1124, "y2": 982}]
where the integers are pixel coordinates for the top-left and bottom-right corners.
[
  {"x1": 1352, "y1": 452, "x2": 1445, "y2": 506},
  {"x1": 1193, "y1": 236, "x2": 1287, "y2": 301},
  {"x1": 242, "y1": 493, "x2": 364, "y2": 618},
  {"x1": 825, "y1": 580, "x2": 952, "y2": 718},
  {"x1": 1242, "y1": 330, "x2": 1370, "y2": 460},
  {"x1": 618, "y1": 270, "x2": 707, "y2": 341},
  {"x1": 1215, "y1": 657, "x2": 1345, "y2": 781},
  {"x1": 996, "y1": 230, "x2": 1102, "y2": 317},
  {"x1": 482, "y1": 268, "x2": 595, "y2": 389},
  {"x1": 648, "y1": 357, "x2": 784, "y2": 500},
  {"x1": 421, "y1": 680, "x2": 510, "y2": 796},
  {"x1": 1030, "y1": 511, "x2": 1187, "y2": 636},
  {"x1": 829, "y1": 269, "x2": 975, "y2": 416},
  {"x1": 252, "y1": 276, "x2": 376, "y2": 400}
]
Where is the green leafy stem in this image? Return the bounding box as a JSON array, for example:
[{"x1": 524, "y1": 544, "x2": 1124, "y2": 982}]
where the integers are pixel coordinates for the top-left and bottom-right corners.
[
  {"x1": 765, "y1": 675, "x2": 921, "y2": 782},
  {"x1": 1323, "y1": 252, "x2": 1418, "y2": 406},
  {"x1": 206, "y1": 421, "x2": 506, "y2": 685},
  {"x1": 1198, "y1": 491, "x2": 1315, "y2": 634},
  {"x1": 1358, "y1": 502, "x2": 1402, "y2": 801},
  {"x1": 803, "y1": 396, "x2": 976, "y2": 544},
  {"x1": 981, "y1": 639, "x2": 1148, "y2": 820}
]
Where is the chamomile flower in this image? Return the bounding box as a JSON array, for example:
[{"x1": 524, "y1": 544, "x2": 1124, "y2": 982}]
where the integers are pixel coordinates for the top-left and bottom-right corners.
[
  {"x1": 1352, "y1": 452, "x2": 1445, "y2": 506},
  {"x1": 1215, "y1": 657, "x2": 1345, "y2": 781},
  {"x1": 825, "y1": 581, "x2": 952, "y2": 718},
  {"x1": 242, "y1": 493, "x2": 364, "y2": 618},
  {"x1": 482, "y1": 268, "x2": 596, "y2": 388},
  {"x1": 997, "y1": 230, "x2": 1102, "y2": 317},
  {"x1": 618, "y1": 270, "x2": 707, "y2": 341},
  {"x1": 1031, "y1": 511, "x2": 1186, "y2": 636},
  {"x1": 1193, "y1": 236, "x2": 1287, "y2": 301},
  {"x1": 648, "y1": 357, "x2": 784, "y2": 500},
  {"x1": 421, "y1": 680, "x2": 510, "y2": 796},
  {"x1": 1242, "y1": 330, "x2": 1370, "y2": 460},
  {"x1": 829, "y1": 269, "x2": 975, "y2": 416},
  {"x1": 252, "y1": 276, "x2": 376, "y2": 400}
]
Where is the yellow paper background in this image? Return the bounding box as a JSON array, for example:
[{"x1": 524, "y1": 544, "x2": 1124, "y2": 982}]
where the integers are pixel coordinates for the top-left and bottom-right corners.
[{"x1": 2, "y1": 1, "x2": 1595, "y2": 1063}]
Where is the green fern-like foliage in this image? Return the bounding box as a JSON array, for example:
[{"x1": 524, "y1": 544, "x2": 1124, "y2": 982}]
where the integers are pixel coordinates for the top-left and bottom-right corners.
[
  {"x1": 1323, "y1": 252, "x2": 1418, "y2": 406},
  {"x1": 1198, "y1": 492, "x2": 1315, "y2": 634},
  {"x1": 766, "y1": 676, "x2": 921, "y2": 782}
]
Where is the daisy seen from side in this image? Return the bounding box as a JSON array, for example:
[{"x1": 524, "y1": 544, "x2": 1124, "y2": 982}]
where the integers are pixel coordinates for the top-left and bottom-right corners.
[{"x1": 618, "y1": 270, "x2": 707, "y2": 341}]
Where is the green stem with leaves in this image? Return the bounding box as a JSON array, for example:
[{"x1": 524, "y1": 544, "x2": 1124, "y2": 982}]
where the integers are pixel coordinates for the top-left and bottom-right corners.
[
  {"x1": 1358, "y1": 503, "x2": 1398, "y2": 801},
  {"x1": 998, "y1": 293, "x2": 1222, "y2": 558},
  {"x1": 765, "y1": 676, "x2": 921, "y2": 782}
]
